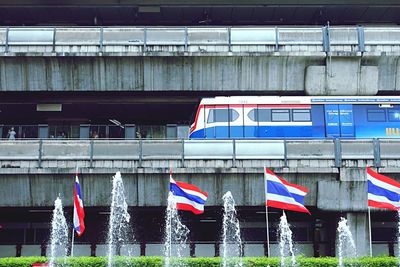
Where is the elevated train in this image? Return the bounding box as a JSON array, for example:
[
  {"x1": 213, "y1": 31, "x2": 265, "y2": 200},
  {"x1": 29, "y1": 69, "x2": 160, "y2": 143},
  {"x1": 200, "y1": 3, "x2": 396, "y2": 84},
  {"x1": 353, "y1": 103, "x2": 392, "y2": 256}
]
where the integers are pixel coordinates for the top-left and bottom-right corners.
[{"x1": 189, "y1": 96, "x2": 400, "y2": 139}]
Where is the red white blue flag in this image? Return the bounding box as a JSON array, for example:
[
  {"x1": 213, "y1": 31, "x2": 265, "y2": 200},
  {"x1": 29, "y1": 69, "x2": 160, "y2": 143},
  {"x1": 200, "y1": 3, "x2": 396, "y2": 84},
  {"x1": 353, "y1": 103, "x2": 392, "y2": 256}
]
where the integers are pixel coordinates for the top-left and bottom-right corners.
[
  {"x1": 73, "y1": 171, "x2": 85, "y2": 236},
  {"x1": 264, "y1": 167, "x2": 310, "y2": 214},
  {"x1": 169, "y1": 171, "x2": 208, "y2": 215},
  {"x1": 367, "y1": 167, "x2": 400, "y2": 211}
]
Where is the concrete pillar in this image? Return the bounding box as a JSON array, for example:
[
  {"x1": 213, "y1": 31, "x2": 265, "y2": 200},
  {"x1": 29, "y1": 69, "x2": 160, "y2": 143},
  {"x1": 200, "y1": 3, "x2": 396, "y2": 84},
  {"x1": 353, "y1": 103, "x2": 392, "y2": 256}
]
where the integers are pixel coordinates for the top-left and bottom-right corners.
[{"x1": 342, "y1": 212, "x2": 370, "y2": 257}]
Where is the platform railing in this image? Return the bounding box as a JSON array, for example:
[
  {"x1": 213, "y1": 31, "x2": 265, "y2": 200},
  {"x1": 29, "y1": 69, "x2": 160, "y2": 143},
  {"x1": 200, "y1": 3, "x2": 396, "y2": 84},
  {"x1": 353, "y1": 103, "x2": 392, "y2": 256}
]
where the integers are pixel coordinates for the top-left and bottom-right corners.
[
  {"x1": 0, "y1": 139, "x2": 396, "y2": 168},
  {"x1": 1, "y1": 26, "x2": 400, "y2": 53}
]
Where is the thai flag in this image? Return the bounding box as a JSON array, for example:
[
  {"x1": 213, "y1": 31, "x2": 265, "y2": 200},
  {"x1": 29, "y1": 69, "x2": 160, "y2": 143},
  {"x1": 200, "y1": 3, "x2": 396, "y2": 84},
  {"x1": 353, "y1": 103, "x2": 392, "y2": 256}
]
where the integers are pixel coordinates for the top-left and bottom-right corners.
[
  {"x1": 264, "y1": 167, "x2": 310, "y2": 214},
  {"x1": 169, "y1": 172, "x2": 208, "y2": 215},
  {"x1": 367, "y1": 167, "x2": 400, "y2": 211},
  {"x1": 73, "y1": 171, "x2": 85, "y2": 236}
]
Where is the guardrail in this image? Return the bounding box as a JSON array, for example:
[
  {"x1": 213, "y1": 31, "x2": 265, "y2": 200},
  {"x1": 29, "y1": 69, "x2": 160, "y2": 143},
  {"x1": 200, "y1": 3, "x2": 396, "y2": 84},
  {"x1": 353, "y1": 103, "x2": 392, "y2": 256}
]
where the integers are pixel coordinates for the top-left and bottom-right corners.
[
  {"x1": 0, "y1": 139, "x2": 395, "y2": 168},
  {"x1": 0, "y1": 26, "x2": 400, "y2": 53}
]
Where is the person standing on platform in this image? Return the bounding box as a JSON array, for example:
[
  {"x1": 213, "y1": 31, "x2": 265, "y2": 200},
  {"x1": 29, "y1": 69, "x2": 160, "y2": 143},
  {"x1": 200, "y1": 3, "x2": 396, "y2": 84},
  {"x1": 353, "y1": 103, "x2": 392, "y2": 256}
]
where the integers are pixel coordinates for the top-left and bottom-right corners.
[{"x1": 7, "y1": 127, "x2": 16, "y2": 140}]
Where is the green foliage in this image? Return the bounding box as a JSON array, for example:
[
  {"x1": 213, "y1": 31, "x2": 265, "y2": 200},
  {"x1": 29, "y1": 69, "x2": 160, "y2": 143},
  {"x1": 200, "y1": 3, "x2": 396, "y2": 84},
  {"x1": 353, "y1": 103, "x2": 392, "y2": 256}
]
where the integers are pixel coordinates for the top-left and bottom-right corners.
[
  {"x1": 0, "y1": 257, "x2": 47, "y2": 267},
  {"x1": 1, "y1": 256, "x2": 400, "y2": 267}
]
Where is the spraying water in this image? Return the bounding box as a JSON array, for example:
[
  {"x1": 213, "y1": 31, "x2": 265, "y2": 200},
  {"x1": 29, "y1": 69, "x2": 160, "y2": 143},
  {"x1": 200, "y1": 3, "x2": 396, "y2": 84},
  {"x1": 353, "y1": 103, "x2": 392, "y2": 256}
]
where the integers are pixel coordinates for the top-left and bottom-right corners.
[
  {"x1": 107, "y1": 172, "x2": 132, "y2": 267},
  {"x1": 278, "y1": 211, "x2": 296, "y2": 267},
  {"x1": 337, "y1": 217, "x2": 357, "y2": 267},
  {"x1": 48, "y1": 197, "x2": 69, "y2": 267},
  {"x1": 163, "y1": 192, "x2": 190, "y2": 267},
  {"x1": 221, "y1": 191, "x2": 243, "y2": 267}
]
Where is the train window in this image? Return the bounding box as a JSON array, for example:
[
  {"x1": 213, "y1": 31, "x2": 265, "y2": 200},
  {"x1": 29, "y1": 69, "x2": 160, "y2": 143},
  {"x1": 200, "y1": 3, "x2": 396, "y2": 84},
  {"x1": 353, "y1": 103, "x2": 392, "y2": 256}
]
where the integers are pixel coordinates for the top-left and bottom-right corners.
[
  {"x1": 207, "y1": 108, "x2": 239, "y2": 123},
  {"x1": 292, "y1": 109, "x2": 311, "y2": 122},
  {"x1": 248, "y1": 109, "x2": 257, "y2": 121},
  {"x1": 257, "y1": 109, "x2": 271, "y2": 122},
  {"x1": 388, "y1": 110, "x2": 400, "y2": 121},
  {"x1": 271, "y1": 109, "x2": 290, "y2": 122},
  {"x1": 367, "y1": 109, "x2": 386, "y2": 122},
  {"x1": 248, "y1": 109, "x2": 271, "y2": 122}
]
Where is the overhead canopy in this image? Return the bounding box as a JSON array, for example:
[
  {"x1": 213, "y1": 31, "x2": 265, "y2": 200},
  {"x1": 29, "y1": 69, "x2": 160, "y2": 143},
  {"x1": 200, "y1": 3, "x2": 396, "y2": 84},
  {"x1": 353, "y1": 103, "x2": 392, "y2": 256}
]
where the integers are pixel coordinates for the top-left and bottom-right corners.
[{"x1": 0, "y1": 0, "x2": 400, "y2": 25}]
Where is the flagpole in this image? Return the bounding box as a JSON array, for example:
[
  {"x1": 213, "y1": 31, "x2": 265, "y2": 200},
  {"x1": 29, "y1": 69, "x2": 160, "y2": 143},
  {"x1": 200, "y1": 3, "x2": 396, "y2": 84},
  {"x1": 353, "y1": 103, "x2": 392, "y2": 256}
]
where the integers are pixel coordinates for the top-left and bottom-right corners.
[
  {"x1": 71, "y1": 227, "x2": 75, "y2": 257},
  {"x1": 71, "y1": 165, "x2": 78, "y2": 257},
  {"x1": 264, "y1": 167, "x2": 270, "y2": 257},
  {"x1": 169, "y1": 167, "x2": 173, "y2": 258},
  {"x1": 368, "y1": 207, "x2": 372, "y2": 257}
]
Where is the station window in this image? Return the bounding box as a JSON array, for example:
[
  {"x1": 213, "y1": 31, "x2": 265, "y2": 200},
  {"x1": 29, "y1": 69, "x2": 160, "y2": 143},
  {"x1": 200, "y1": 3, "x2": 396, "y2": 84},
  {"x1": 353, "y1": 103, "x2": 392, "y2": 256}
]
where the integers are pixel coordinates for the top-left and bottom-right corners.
[
  {"x1": 367, "y1": 109, "x2": 386, "y2": 122},
  {"x1": 271, "y1": 109, "x2": 290, "y2": 122},
  {"x1": 0, "y1": 229, "x2": 24, "y2": 244},
  {"x1": 109, "y1": 125, "x2": 125, "y2": 138},
  {"x1": 292, "y1": 109, "x2": 311, "y2": 122},
  {"x1": 207, "y1": 109, "x2": 239, "y2": 123},
  {"x1": 388, "y1": 110, "x2": 400, "y2": 122},
  {"x1": 136, "y1": 125, "x2": 166, "y2": 139}
]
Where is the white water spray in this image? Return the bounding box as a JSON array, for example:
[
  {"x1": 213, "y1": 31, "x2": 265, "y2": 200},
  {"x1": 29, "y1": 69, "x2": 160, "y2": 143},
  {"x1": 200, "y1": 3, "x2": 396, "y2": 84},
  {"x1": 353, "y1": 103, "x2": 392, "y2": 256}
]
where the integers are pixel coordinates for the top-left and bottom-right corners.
[
  {"x1": 278, "y1": 211, "x2": 296, "y2": 267},
  {"x1": 221, "y1": 191, "x2": 243, "y2": 267},
  {"x1": 107, "y1": 172, "x2": 132, "y2": 267},
  {"x1": 48, "y1": 197, "x2": 69, "y2": 267},
  {"x1": 337, "y1": 217, "x2": 357, "y2": 267},
  {"x1": 163, "y1": 192, "x2": 190, "y2": 267}
]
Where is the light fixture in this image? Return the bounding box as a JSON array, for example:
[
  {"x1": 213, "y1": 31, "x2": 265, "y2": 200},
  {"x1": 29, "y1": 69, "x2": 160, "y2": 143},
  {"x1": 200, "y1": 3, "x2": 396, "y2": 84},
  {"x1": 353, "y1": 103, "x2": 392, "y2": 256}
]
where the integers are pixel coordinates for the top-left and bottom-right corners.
[
  {"x1": 36, "y1": 104, "x2": 62, "y2": 112},
  {"x1": 256, "y1": 211, "x2": 279, "y2": 214},
  {"x1": 28, "y1": 209, "x2": 52, "y2": 213},
  {"x1": 109, "y1": 119, "x2": 125, "y2": 129},
  {"x1": 200, "y1": 219, "x2": 216, "y2": 222},
  {"x1": 138, "y1": 6, "x2": 161, "y2": 13},
  {"x1": 379, "y1": 104, "x2": 393, "y2": 108}
]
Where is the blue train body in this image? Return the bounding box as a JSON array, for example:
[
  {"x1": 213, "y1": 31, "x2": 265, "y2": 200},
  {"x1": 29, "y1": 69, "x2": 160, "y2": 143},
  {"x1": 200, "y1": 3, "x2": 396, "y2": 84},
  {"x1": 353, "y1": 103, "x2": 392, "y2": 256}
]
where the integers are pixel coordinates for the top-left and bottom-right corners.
[{"x1": 189, "y1": 96, "x2": 400, "y2": 139}]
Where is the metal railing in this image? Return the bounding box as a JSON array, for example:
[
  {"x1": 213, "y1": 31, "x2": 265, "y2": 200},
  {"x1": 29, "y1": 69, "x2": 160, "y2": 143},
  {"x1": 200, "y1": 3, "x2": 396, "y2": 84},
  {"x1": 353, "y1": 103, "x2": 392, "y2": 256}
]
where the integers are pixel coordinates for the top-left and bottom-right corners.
[
  {"x1": 0, "y1": 139, "x2": 396, "y2": 168},
  {"x1": 1, "y1": 26, "x2": 400, "y2": 53}
]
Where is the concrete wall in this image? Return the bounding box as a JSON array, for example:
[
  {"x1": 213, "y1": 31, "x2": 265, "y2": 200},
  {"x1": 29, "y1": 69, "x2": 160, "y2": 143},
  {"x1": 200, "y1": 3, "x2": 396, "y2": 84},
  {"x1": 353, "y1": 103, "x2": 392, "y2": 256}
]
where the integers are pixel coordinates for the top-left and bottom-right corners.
[
  {"x1": 0, "y1": 167, "x2": 393, "y2": 210},
  {"x1": 0, "y1": 55, "x2": 395, "y2": 95},
  {"x1": 0, "y1": 56, "x2": 319, "y2": 93},
  {"x1": 0, "y1": 139, "x2": 398, "y2": 209}
]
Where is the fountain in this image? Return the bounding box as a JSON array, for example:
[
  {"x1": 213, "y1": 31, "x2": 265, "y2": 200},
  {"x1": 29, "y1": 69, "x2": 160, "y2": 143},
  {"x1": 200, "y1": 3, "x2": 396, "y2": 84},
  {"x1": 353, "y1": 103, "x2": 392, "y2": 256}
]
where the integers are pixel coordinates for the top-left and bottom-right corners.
[
  {"x1": 163, "y1": 192, "x2": 190, "y2": 267},
  {"x1": 337, "y1": 217, "x2": 357, "y2": 267},
  {"x1": 48, "y1": 197, "x2": 69, "y2": 267},
  {"x1": 277, "y1": 211, "x2": 296, "y2": 267},
  {"x1": 107, "y1": 172, "x2": 132, "y2": 267},
  {"x1": 221, "y1": 191, "x2": 243, "y2": 267}
]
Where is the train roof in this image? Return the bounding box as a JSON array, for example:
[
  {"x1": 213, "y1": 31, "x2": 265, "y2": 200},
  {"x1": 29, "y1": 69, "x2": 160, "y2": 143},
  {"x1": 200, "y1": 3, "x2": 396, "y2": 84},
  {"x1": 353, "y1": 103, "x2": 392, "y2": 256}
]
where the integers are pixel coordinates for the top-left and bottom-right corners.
[{"x1": 199, "y1": 96, "x2": 400, "y2": 105}]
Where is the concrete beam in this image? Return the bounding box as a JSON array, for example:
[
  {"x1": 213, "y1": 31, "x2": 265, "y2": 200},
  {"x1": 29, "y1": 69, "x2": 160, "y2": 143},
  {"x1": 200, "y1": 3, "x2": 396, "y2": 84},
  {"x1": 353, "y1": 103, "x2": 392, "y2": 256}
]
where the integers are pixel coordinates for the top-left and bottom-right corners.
[
  {"x1": 305, "y1": 57, "x2": 379, "y2": 95},
  {"x1": 0, "y1": 55, "x2": 397, "y2": 94},
  {"x1": 0, "y1": 56, "x2": 321, "y2": 93},
  {"x1": 317, "y1": 180, "x2": 367, "y2": 211},
  {"x1": 0, "y1": 171, "x2": 338, "y2": 207}
]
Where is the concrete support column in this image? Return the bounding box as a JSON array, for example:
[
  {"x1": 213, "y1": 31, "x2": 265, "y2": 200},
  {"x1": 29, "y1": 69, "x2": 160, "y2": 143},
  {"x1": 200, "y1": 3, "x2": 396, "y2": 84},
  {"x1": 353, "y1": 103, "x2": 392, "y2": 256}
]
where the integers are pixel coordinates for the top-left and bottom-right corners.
[{"x1": 342, "y1": 212, "x2": 370, "y2": 257}]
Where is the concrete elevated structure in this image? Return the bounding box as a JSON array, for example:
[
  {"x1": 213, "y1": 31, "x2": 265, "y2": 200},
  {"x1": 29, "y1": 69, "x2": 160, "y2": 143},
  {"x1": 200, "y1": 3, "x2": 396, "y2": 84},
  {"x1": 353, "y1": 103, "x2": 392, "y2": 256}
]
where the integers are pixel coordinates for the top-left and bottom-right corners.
[
  {"x1": 1, "y1": 0, "x2": 400, "y2": 261},
  {"x1": 0, "y1": 26, "x2": 400, "y2": 95},
  {"x1": 0, "y1": 139, "x2": 399, "y2": 257}
]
